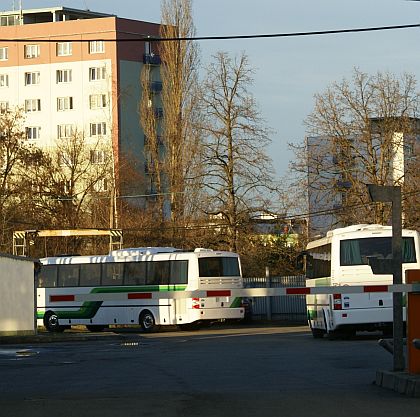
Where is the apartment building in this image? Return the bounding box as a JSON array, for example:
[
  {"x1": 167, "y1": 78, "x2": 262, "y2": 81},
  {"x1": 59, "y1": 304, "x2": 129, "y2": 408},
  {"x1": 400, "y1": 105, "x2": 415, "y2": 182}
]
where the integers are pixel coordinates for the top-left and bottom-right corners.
[{"x1": 0, "y1": 6, "x2": 161, "y2": 195}]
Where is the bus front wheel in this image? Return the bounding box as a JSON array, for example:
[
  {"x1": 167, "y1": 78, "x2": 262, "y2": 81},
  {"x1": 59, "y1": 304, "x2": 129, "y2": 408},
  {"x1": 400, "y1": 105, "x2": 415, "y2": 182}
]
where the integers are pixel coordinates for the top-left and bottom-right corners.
[
  {"x1": 139, "y1": 310, "x2": 156, "y2": 333},
  {"x1": 44, "y1": 311, "x2": 65, "y2": 333}
]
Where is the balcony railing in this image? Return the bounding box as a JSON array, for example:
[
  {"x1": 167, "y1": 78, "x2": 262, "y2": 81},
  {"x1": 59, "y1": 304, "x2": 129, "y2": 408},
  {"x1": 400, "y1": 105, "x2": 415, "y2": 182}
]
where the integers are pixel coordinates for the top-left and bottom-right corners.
[
  {"x1": 150, "y1": 81, "x2": 162, "y2": 93},
  {"x1": 143, "y1": 53, "x2": 161, "y2": 65},
  {"x1": 154, "y1": 108, "x2": 164, "y2": 118}
]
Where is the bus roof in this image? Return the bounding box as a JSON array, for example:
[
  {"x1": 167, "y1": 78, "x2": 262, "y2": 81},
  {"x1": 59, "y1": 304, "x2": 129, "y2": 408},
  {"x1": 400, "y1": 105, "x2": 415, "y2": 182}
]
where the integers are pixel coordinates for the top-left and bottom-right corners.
[
  {"x1": 110, "y1": 247, "x2": 179, "y2": 256},
  {"x1": 307, "y1": 224, "x2": 418, "y2": 250},
  {"x1": 40, "y1": 247, "x2": 239, "y2": 265}
]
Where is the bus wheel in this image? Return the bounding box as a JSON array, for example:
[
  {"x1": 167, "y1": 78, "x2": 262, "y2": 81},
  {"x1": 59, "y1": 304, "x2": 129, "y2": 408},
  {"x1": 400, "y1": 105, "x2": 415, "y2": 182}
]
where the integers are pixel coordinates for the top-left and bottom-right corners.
[
  {"x1": 44, "y1": 311, "x2": 65, "y2": 333},
  {"x1": 86, "y1": 325, "x2": 107, "y2": 332},
  {"x1": 139, "y1": 310, "x2": 156, "y2": 333}
]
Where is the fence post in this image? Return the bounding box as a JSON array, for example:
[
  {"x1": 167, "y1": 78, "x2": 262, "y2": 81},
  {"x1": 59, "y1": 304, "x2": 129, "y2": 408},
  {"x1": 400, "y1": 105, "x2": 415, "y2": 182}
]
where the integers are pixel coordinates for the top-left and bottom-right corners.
[{"x1": 266, "y1": 266, "x2": 272, "y2": 321}]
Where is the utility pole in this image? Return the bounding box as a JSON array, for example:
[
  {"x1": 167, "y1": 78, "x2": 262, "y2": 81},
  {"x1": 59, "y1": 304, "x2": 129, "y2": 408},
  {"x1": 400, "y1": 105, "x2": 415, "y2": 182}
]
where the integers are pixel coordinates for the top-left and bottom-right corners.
[{"x1": 367, "y1": 184, "x2": 404, "y2": 371}]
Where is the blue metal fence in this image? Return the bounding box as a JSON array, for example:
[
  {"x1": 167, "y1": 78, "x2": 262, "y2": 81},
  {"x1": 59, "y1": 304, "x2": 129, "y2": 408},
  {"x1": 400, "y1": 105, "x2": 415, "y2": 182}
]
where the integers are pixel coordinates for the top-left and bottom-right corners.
[{"x1": 243, "y1": 275, "x2": 307, "y2": 323}]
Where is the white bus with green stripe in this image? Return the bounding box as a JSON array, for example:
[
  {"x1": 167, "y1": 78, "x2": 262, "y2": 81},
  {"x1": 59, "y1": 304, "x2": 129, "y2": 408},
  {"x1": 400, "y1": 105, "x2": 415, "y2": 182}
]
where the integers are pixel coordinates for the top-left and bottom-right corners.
[
  {"x1": 305, "y1": 224, "x2": 420, "y2": 339},
  {"x1": 37, "y1": 247, "x2": 245, "y2": 332}
]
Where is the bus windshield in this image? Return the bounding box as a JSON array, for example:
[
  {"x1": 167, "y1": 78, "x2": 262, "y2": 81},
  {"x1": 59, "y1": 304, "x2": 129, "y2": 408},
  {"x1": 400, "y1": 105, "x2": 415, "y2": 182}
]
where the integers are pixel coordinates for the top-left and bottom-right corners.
[
  {"x1": 198, "y1": 257, "x2": 240, "y2": 277},
  {"x1": 340, "y1": 237, "x2": 416, "y2": 266}
]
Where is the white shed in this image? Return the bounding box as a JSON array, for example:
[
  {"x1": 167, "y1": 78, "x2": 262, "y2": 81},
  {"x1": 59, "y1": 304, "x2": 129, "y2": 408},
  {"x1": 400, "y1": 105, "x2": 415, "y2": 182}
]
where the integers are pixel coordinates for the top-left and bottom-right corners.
[{"x1": 0, "y1": 253, "x2": 38, "y2": 336}]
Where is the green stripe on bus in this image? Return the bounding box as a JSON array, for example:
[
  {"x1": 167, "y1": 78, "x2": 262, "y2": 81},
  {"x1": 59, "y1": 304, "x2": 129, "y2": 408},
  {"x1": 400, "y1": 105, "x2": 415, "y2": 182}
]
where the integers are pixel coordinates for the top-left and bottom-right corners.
[
  {"x1": 37, "y1": 301, "x2": 103, "y2": 320},
  {"x1": 307, "y1": 309, "x2": 318, "y2": 320},
  {"x1": 38, "y1": 284, "x2": 188, "y2": 320},
  {"x1": 230, "y1": 297, "x2": 242, "y2": 308}
]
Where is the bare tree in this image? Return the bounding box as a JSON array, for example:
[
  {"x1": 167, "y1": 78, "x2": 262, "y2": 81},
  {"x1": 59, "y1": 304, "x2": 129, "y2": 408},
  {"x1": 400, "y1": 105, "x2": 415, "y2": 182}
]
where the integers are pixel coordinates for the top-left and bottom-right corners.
[
  {"x1": 22, "y1": 132, "x2": 113, "y2": 230},
  {"x1": 0, "y1": 108, "x2": 33, "y2": 250},
  {"x1": 140, "y1": 66, "x2": 165, "y2": 220},
  {"x1": 140, "y1": 0, "x2": 201, "y2": 237},
  {"x1": 198, "y1": 52, "x2": 276, "y2": 251},
  {"x1": 292, "y1": 69, "x2": 420, "y2": 235}
]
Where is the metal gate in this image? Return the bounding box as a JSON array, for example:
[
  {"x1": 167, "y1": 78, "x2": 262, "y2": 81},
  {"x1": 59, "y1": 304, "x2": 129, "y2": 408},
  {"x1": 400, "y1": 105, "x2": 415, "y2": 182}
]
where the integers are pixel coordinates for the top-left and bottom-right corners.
[{"x1": 243, "y1": 275, "x2": 307, "y2": 323}]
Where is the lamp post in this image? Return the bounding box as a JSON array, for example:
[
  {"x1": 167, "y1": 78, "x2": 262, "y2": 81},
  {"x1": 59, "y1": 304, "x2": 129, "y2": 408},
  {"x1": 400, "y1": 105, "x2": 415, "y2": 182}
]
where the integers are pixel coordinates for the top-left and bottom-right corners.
[{"x1": 367, "y1": 184, "x2": 404, "y2": 371}]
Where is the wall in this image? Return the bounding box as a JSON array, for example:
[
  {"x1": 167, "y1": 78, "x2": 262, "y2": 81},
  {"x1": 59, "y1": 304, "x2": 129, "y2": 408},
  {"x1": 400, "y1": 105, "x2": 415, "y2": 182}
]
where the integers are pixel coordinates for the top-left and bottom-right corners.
[{"x1": 0, "y1": 254, "x2": 36, "y2": 336}]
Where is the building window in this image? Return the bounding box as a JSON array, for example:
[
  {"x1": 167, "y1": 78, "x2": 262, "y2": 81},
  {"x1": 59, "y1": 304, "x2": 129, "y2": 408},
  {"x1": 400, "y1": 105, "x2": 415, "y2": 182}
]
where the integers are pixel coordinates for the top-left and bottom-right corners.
[
  {"x1": 24, "y1": 44, "x2": 40, "y2": 59},
  {"x1": 90, "y1": 150, "x2": 107, "y2": 164},
  {"x1": 56, "y1": 69, "x2": 72, "y2": 83},
  {"x1": 56, "y1": 42, "x2": 72, "y2": 56},
  {"x1": 89, "y1": 94, "x2": 107, "y2": 109},
  {"x1": 0, "y1": 74, "x2": 9, "y2": 87},
  {"x1": 57, "y1": 124, "x2": 75, "y2": 139},
  {"x1": 25, "y1": 72, "x2": 40, "y2": 86},
  {"x1": 0, "y1": 101, "x2": 9, "y2": 114},
  {"x1": 93, "y1": 177, "x2": 108, "y2": 192},
  {"x1": 26, "y1": 126, "x2": 41, "y2": 140},
  {"x1": 90, "y1": 122, "x2": 106, "y2": 137},
  {"x1": 1, "y1": 15, "x2": 20, "y2": 27},
  {"x1": 0, "y1": 47, "x2": 8, "y2": 61},
  {"x1": 25, "y1": 99, "x2": 41, "y2": 112},
  {"x1": 89, "y1": 40, "x2": 105, "y2": 54},
  {"x1": 89, "y1": 67, "x2": 106, "y2": 81},
  {"x1": 57, "y1": 96, "x2": 74, "y2": 111}
]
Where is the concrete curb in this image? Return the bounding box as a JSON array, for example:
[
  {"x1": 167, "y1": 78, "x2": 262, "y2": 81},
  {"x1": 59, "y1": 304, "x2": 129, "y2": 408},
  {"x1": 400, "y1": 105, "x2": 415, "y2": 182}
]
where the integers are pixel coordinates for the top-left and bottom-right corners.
[
  {"x1": 376, "y1": 370, "x2": 420, "y2": 397},
  {"x1": 0, "y1": 332, "x2": 133, "y2": 345}
]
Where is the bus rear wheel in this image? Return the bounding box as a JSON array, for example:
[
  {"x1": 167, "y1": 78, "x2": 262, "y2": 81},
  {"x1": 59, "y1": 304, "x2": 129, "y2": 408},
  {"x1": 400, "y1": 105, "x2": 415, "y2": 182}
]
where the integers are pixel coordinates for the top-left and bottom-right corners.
[
  {"x1": 139, "y1": 310, "x2": 156, "y2": 333},
  {"x1": 44, "y1": 311, "x2": 65, "y2": 333}
]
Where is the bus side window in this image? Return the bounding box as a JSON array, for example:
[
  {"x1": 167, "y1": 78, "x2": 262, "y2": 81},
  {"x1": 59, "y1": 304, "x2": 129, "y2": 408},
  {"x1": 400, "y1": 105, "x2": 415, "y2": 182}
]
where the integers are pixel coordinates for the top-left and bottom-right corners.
[
  {"x1": 170, "y1": 260, "x2": 188, "y2": 284},
  {"x1": 38, "y1": 265, "x2": 58, "y2": 287},
  {"x1": 102, "y1": 263, "x2": 124, "y2": 286},
  {"x1": 58, "y1": 264, "x2": 80, "y2": 287},
  {"x1": 147, "y1": 261, "x2": 170, "y2": 285},
  {"x1": 124, "y1": 262, "x2": 147, "y2": 286},
  {"x1": 80, "y1": 264, "x2": 101, "y2": 286}
]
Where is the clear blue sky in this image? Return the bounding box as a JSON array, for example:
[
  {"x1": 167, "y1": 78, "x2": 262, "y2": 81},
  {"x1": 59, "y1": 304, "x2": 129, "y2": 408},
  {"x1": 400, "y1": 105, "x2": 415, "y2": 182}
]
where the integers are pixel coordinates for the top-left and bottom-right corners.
[{"x1": 10, "y1": 0, "x2": 420, "y2": 178}]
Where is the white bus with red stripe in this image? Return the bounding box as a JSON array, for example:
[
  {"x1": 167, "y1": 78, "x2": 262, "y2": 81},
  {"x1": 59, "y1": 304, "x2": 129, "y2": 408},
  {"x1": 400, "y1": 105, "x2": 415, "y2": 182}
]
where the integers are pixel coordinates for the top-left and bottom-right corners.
[
  {"x1": 37, "y1": 247, "x2": 245, "y2": 332},
  {"x1": 305, "y1": 224, "x2": 420, "y2": 339}
]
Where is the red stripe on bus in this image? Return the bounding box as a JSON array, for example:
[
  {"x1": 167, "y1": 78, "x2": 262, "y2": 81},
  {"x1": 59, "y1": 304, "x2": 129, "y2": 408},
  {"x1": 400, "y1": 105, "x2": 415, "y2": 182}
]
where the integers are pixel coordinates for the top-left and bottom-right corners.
[
  {"x1": 286, "y1": 288, "x2": 311, "y2": 295},
  {"x1": 50, "y1": 295, "x2": 75, "y2": 302},
  {"x1": 127, "y1": 293, "x2": 152, "y2": 299},
  {"x1": 206, "y1": 290, "x2": 231, "y2": 297},
  {"x1": 363, "y1": 285, "x2": 388, "y2": 293}
]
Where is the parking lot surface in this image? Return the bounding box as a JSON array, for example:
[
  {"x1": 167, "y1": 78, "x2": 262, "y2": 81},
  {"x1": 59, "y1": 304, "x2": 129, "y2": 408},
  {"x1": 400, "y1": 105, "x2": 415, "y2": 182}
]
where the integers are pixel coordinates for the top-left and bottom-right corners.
[{"x1": 1, "y1": 324, "x2": 419, "y2": 417}]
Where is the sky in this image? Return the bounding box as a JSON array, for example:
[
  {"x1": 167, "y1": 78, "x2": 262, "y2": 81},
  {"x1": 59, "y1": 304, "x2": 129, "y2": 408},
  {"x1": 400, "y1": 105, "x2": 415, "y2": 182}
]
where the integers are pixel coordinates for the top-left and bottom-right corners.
[{"x1": 7, "y1": 0, "x2": 420, "y2": 179}]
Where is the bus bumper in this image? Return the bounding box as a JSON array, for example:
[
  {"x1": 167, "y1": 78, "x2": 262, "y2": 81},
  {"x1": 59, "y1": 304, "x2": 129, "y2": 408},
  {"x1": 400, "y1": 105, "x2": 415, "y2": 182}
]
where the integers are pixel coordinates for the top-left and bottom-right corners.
[
  {"x1": 189, "y1": 307, "x2": 244, "y2": 322},
  {"x1": 332, "y1": 307, "x2": 405, "y2": 331}
]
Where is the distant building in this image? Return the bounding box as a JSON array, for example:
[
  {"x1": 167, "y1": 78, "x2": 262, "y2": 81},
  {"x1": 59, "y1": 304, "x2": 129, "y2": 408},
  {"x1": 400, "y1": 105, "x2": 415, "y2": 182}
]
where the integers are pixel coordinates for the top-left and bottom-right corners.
[
  {"x1": 251, "y1": 213, "x2": 306, "y2": 247},
  {"x1": 307, "y1": 118, "x2": 419, "y2": 238},
  {"x1": 0, "y1": 6, "x2": 161, "y2": 200}
]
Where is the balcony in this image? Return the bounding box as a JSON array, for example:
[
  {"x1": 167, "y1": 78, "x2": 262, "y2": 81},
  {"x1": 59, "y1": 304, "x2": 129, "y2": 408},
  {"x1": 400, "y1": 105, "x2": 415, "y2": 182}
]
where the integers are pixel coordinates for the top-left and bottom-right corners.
[
  {"x1": 150, "y1": 81, "x2": 162, "y2": 93},
  {"x1": 154, "y1": 108, "x2": 163, "y2": 118},
  {"x1": 143, "y1": 53, "x2": 161, "y2": 65}
]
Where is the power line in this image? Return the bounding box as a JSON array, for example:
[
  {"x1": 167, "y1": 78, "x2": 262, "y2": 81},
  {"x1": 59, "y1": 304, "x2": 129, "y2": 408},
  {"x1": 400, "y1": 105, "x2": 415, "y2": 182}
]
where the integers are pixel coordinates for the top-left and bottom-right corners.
[{"x1": 1, "y1": 23, "x2": 420, "y2": 43}]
